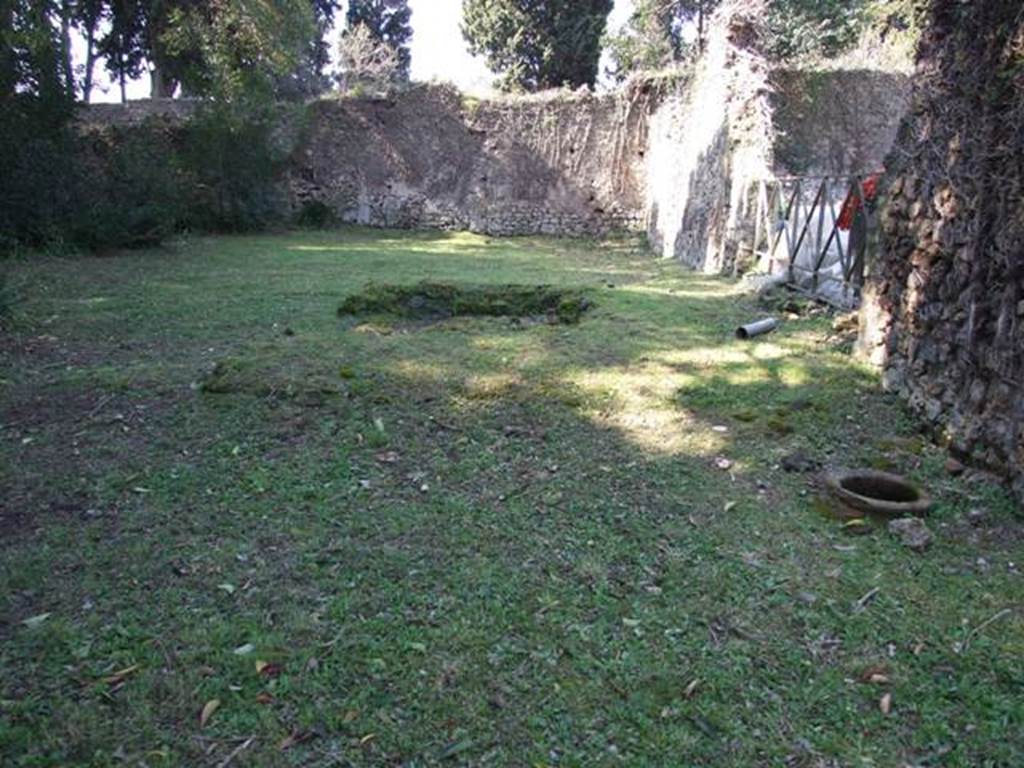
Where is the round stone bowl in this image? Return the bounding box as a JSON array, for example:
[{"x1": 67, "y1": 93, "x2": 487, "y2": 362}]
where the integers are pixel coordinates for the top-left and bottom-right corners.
[{"x1": 827, "y1": 470, "x2": 933, "y2": 517}]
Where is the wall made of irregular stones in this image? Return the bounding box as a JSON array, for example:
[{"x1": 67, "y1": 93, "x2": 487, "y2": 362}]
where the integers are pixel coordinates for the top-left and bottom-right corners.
[
  {"x1": 858, "y1": 1, "x2": 1024, "y2": 501},
  {"x1": 644, "y1": 0, "x2": 775, "y2": 273},
  {"x1": 771, "y1": 68, "x2": 911, "y2": 177},
  {"x1": 76, "y1": 6, "x2": 908, "y2": 269},
  {"x1": 290, "y1": 84, "x2": 656, "y2": 237}
]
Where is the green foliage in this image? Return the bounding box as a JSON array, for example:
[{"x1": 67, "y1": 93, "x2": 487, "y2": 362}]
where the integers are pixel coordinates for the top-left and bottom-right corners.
[
  {"x1": 0, "y1": 0, "x2": 323, "y2": 252},
  {"x1": 604, "y1": 0, "x2": 678, "y2": 81},
  {"x1": 346, "y1": 0, "x2": 413, "y2": 80},
  {"x1": 0, "y1": 1, "x2": 75, "y2": 247},
  {"x1": 164, "y1": 0, "x2": 317, "y2": 102},
  {"x1": 98, "y1": 0, "x2": 148, "y2": 99},
  {"x1": 764, "y1": 0, "x2": 923, "y2": 63},
  {"x1": 0, "y1": 111, "x2": 76, "y2": 250},
  {"x1": 604, "y1": 1, "x2": 722, "y2": 81},
  {"x1": 69, "y1": 125, "x2": 186, "y2": 250},
  {"x1": 765, "y1": 0, "x2": 868, "y2": 61},
  {"x1": 295, "y1": 200, "x2": 336, "y2": 229},
  {"x1": 1, "y1": 0, "x2": 72, "y2": 104},
  {"x1": 278, "y1": 0, "x2": 343, "y2": 98},
  {"x1": 178, "y1": 104, "x2": 290, "y2": 233},
  {"x1": 96, "y1": 0, "x2": 336, "y2": 100},
  {"x1": 461, "y1": 0, "x2": 614, "y2": 91}
]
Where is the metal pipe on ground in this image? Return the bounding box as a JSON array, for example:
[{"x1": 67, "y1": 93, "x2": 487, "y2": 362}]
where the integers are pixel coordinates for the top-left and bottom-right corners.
[{"x1": 736, "y1": 317, "x2": 779, "y2": 340}]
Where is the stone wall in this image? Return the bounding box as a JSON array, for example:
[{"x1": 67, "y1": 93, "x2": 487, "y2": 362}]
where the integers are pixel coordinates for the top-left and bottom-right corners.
[
  {"x1": 858, "y1": 1, "x2": 1024, "y2": 501},
  {"x1": 771, "y1": 69, "x2": 911, "y2": 177},
  {"x1": 644, "y1": 1, "x2": 775, "y2": 273},
  {"x1": 76, "y1": 3, "x2": 909, "y2": 269},
  {"x1": 289, "y1": 84, "x2": 656, "y2": 237}
]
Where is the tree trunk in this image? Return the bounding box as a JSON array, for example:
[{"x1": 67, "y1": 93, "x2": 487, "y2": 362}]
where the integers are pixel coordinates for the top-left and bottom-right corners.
[
  {"x1": 83, "y1": 25, "x2": 96, "y2": 104},
  {"x1": 150, "y1": 61, "x2": 178, "y2": 99},
  {"x1": 59, "y1": 0, "x2": 74, "y2": 99},
  {"x1": 120, "y1": 64, "x2": 127, "y2": 103},
  {"x1": 697, "y1": 1, "x2": 705, "y2": 52}
]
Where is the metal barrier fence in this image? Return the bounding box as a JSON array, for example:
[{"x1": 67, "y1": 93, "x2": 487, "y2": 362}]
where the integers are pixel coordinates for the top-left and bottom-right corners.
[{"x1": 750, "y1": 173, "x2": 880, "y2": 305}]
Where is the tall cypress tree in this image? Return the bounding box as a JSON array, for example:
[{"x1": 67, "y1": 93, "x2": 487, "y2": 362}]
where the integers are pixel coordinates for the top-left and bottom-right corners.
[
  {"x1": 461, "y1": 0, "x2": 614, "y2": 92},
  {"x1": 345, "y1": 0, "x2": 412, "y2": 80}
]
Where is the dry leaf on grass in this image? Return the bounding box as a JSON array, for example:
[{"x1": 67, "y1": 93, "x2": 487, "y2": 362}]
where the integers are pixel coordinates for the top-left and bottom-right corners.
[
  {"x1": 199, "y1": 698, "x2": 221, "y2": 728},
  {"x1": 279, "y1": 731, "x2": 314, "y2": 751},
  {"x1": 103, "y1": 664, "x2": 140, "y2": 686},
  {"x1": 255, "y1": 660, "x2": 282, "y2": 678}
]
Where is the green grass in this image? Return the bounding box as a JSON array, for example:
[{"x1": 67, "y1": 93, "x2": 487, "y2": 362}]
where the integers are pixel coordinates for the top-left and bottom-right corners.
[{"x1": 1, "y1": 228, "x2": 1021, "y2": 767}]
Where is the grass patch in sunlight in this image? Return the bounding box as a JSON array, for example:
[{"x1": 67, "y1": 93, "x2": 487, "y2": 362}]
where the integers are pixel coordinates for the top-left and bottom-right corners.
[{"x1": 1, "y1": 226, "x2": 1021, "y2": 767}]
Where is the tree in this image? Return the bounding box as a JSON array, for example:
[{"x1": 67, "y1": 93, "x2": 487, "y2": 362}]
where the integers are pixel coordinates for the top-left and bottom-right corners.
[
  {"x1": 336, "y1": 21, "x2": 400, "y2": 93},
  {"x1": 604, "y1": 0, "x2": 724, "y2": 82},
  {"x1": 99, "y1": 0, "x2": 147, "y2": 102},
  {"x1": 1, "y1": 0, "x2": 78, "y2": 248},
  {"x1": 288, "y1": 0, "x2": 340, "y2": 96},
  {"x1": 164, "y1": 0, "x2": 316, "y2": 102},
  {"x1": 461, "y1": 0, "x2": 613, "y2": 92},
  {"x1": 678, "y1": 0, "x2": 720, "y2": 53},
  {"x1": 765, "y1": 0, "x2": 867, "y2": 61},
  {"x1": 0, "y1": 0, "x2": 72, "y2": 106},
  {"x1": 345, "y1": 0, "x2": 412, "y2": 80},
  {"x1": 75, "y1": 0, "x2": 107, "y2": 102},
  {"x1": 95, "y1": 0, "x2": 336, "y2": 101},
  {"x1": 604, "y1": 0, "x2": 678, "y2": 82}
]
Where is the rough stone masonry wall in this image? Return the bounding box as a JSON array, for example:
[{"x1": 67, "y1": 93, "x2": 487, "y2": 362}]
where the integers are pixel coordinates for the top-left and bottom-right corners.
[
  {"x1": 290, "y1": 84, "x2": 656, "y2": 237},
  {"x1": 290, "y1": 0, "x2": 785, "y2": 259},
  {"x1": 771, "y1": 68, "x2": 911, "y2": 177},
  {"x1": 858, "y1": 1, "x2": 1024, "y2": 501},
  {"x1": 644, "y1": 0, "x2": 775, "y2": 273},
  {"x1": 75, "y1": 1, "x2": 906, "y2": 266}
]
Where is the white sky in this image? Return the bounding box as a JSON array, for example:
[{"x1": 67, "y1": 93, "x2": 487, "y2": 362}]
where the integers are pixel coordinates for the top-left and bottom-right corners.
[{"x1": 78, "y1": 0, "x2": 636, "y2": 102}]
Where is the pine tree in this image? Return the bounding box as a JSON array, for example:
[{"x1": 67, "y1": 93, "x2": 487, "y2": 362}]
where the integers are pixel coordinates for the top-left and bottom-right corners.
[{"x1": 461, "y1": 0, "x2": 613, "y2": 92}]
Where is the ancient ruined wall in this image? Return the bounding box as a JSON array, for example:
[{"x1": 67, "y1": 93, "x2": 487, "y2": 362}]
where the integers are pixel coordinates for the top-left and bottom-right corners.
[
  {"x1": 76, "y1": 8, "x2": 909, "y2": 269},
  {"x1": 290, "y1": 85, "x2": 655, "y2": 236},
  {"x1": 644, "y1": 0, "x2": 775, "y2": 273},
  {"x1": 858, "y1": 2, "x2": 1024, "y2": 500},
  {"x1": 771, "y1": 69, "x2": 911, "y2": 177}
]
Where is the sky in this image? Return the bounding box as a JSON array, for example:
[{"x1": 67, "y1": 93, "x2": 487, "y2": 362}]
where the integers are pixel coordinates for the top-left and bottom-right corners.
[{"x1": 77, "y1": 0, "x2": 636, "y2": 103}]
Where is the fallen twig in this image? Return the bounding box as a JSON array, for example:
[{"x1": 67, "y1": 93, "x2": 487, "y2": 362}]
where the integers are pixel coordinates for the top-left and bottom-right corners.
[
  {"x1": 959, "y1": 607, "x2": 1015, "y2": 653},
  {"x1": 851, "y1": 587, "x2": 880, "y2": 614},
  {"x1": 218, "y1": 737, "x2": 255, "y2": 768},
  {"x1": 83, "y1": 393, "x2": 117, "y2": 421}
]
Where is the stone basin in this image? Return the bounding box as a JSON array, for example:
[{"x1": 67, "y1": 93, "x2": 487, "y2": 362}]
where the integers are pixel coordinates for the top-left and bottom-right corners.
[{"x1": 827, "y1": 470, "x2": 933, "y2": 517}]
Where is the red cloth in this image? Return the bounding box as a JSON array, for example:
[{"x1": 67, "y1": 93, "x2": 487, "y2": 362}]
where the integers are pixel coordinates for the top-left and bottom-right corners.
[{"x1": 837, "y1": 174, "x2": 881, "y2": 231}]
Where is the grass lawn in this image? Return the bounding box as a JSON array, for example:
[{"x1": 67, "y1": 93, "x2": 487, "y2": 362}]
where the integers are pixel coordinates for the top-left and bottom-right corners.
[{"x1": 1, "y1": 228, "x2": 1021, "y2": 766}]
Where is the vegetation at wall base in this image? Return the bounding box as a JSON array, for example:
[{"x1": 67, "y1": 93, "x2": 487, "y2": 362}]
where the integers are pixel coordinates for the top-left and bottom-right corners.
[{"x1": 0, "y1": 0, "x2": 327, "y2": 254}]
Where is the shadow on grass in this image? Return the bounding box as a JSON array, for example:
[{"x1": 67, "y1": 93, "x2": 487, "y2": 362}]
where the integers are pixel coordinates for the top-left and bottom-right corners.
[{"x1": 1, "y1": 230, "x2": 1022, "y2": 766}]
